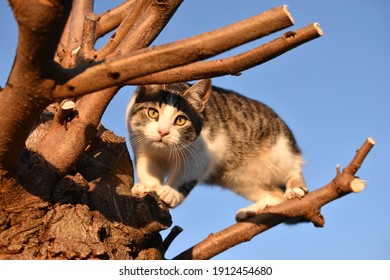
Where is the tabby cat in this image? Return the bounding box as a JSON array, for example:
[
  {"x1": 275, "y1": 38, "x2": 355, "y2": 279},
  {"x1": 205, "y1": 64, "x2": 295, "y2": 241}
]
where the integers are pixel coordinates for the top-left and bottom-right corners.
[{"x1": 126, "y1": 79, "x2": 308, "y2": 221}]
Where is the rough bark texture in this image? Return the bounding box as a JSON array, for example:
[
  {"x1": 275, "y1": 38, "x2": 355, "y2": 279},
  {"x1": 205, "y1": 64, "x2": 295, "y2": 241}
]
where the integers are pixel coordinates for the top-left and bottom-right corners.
[
  {"x1": 0, "y1": 111, "x2": 171, "y2": 259},
  {"x1": 0, "y1": 0, "x2": 373, "y2": 260}
]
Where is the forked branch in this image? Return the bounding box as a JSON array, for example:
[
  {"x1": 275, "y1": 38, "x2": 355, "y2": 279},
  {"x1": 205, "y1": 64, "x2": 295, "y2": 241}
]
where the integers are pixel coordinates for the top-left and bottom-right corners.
[
  {"x1": 95, "y1": 0, "x2": 135, "y2": 39},
  {"x1": 173, "y1": 137, "x2": 375, "y2": 260},
  {"x1": 36, "y1": 0, "x2": 183, "y2": 177},
  {"x1": 95, "y1": 0, "x2": 154, "y2": 59},
  {"x1": 52, "y1": 5, "x2": 295, "y2": 99}
]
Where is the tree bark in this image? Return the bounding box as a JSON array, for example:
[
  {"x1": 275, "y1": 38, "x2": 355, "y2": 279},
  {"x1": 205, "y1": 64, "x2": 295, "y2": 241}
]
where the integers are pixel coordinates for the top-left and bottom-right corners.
[
  {"x1": 1, "y1": 119, "x2": 171, "y2": 259},
  {"x1": 0, "y1": 0, "x2": 72, "y2": 173}
]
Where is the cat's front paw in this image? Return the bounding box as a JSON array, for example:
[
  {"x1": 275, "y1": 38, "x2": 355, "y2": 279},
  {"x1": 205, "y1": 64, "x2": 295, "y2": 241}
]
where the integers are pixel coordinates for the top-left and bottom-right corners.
[
  {"x1": 131, "y1": 183, "x2": 152, "y2": 196},
  {"x1": 284, "y1": 186, "x2": 308, "y2": 200},
  {"x1": 155, "y1": 185, "x2": 183, "y2": 208}
]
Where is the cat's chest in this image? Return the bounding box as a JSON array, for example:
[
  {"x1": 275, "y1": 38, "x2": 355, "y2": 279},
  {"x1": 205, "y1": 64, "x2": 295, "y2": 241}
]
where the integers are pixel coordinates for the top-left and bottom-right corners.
[
  {"x1": 199, "y1": 127, "x2": 228, "y2": 162},
  {"x1": 155, "y1": 128, "x2": 228, "y2": 176}
]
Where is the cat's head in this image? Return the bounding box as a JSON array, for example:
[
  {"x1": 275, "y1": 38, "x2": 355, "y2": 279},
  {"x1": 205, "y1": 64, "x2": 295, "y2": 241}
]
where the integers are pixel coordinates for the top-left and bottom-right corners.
[{"x1": 126, "y1": 79, "x2": 211, "y2": 150}]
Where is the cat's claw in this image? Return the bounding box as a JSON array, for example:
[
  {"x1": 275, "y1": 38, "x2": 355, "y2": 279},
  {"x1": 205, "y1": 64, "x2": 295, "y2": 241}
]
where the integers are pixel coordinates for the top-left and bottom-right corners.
[
  {"x1": 131, "y1": 183, "x2": 152, "y2": 196},
  {"x1": 155, "y1": 185, "x2": 182, "y2": 208}
]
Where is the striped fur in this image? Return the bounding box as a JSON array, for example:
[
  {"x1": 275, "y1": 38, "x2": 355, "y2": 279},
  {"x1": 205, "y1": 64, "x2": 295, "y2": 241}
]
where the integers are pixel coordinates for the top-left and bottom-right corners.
[{"x1": 126, "y1": 79, "x2": 308, "y2": 220}]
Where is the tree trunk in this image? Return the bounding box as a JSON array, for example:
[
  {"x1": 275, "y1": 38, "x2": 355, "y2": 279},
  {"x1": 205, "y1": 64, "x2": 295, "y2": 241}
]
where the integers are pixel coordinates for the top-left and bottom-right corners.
[{"x1": 0, "y1": 112, "x2": 171, "y2": 259}]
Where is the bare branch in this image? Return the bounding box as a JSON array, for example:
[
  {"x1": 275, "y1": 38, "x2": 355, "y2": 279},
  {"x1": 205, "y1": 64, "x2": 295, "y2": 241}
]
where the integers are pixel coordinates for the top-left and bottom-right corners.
[
  {"x1": 0, "y1": 0, "x2": 72, "y2": 173},
  {"x1": 113, "y1": 0, "x2": 183, "y2": 55},
  {"x1": 61, "y1": 0, "x2": 94, "y2": 68},
  {"x1": 163, "y1": 225, "x2": 183, "y2": 254},
  {"x1": 95, "y1": 0, "x2": 153, "y2": 60},
  {"x1": 343, "y1": 137, "x2": 375, "y2": 175},
  {"x1": 52, "y1": 5, "x2": 295, "y2": 99},
  {"x1": 173, "y1": 137, "x2": 375, "y2": 260},
  {"x1": 95, "y1": 0, "x2": 135, "y2": 39},
  {"x1": 9, "y1": 0, "x2": 72, "y2": 69},
  {"x1": 80, "y1": 12, "x2": 98, "y2": 59},
  {"x1": 129, "y1": 23, "x2": 323, "y2": 84}
]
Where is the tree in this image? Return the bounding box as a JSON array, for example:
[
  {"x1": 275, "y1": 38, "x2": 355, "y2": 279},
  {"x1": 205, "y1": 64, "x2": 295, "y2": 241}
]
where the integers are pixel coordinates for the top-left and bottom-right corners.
[{"x1": 0, "y1": 0, "x2": 373, "y2": 259}]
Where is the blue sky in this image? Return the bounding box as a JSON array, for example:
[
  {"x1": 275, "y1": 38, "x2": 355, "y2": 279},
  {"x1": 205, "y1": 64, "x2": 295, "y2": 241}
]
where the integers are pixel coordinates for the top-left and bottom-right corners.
[{"x1": 1, "y1": 1, "x2": 389, "y2": 259}]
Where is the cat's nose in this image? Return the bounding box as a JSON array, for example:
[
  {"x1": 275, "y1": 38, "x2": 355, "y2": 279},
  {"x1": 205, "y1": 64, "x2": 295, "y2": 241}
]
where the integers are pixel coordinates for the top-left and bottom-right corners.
[{"x1": 158, "y1": 128, "x2": 170, "y2": 138}]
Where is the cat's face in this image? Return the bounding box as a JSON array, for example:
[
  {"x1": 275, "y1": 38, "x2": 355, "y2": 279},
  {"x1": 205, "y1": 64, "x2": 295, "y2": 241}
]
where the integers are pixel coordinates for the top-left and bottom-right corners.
[{"x1": 127, "y1": 80, "x2": 211, "y2": 151}]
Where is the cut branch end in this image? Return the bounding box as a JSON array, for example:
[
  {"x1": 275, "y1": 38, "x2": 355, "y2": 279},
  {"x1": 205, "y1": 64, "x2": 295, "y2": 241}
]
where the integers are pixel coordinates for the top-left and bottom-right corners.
[
  {"x1": 60, "y1": 100, "x2": 75, "y2": 110},
  {"x1": 282, "y1": 5, "x2": 294, "y2": 25},
  {"x1": 54, "y1": 99, "x2": 76, "y2": 126},
  {"x1": 350, "y1": 178, "x2": 367, "y2": 193},
  {"x1": 313, "y1": 22, "x2": 324, "y2": 36},
  {"x1": 367, "y1": 136, "x2": 376, "y2": 146}
]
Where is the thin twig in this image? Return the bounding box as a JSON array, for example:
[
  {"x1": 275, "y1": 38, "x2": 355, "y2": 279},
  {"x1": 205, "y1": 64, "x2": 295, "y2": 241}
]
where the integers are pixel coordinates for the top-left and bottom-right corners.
[
  {"x1": 95, "y1": 0, "x2": 136, "y2": 39},
  {"x1": 163, "y1": 226, "x2": 183, "y2": 254}
]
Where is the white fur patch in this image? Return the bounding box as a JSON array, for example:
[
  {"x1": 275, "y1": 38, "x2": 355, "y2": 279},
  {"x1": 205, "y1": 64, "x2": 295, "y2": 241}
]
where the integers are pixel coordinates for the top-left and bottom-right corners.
[{"x1": 217, "y1": 137, "x2": 304, "y2": 202}]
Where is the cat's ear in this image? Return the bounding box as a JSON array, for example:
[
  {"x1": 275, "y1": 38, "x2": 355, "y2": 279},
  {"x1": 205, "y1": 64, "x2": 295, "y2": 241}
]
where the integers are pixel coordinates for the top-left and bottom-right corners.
[{"x1": 182, "y1": 79, "x2": 212, "y2": 113}]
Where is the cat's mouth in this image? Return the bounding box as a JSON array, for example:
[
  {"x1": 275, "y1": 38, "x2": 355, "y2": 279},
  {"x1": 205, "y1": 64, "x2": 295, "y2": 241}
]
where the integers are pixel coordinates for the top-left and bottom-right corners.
[
  {"x1": 151, "y1": 138, "x2": 170, "y2": 148},
  {"x1": 147, "y1": 134, "x2": 178, "y2": 149}
]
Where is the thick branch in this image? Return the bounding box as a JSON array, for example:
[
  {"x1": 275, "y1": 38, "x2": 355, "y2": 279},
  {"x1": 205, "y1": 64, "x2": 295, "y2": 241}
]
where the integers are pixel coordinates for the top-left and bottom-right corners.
[
  {"x1": 9, "y1": 0, "x2": 72, "y2": 70},
  {"x1": 128, "y1": 23, "x2": 323, "y2": 84},
  {"x1": 0, "y1": 0, "x2": 72, "y2": 173},
  {"x1": 35, "y1": 88, "x2": 118, "y2": 176},
  {"x1": 52, "y1": 5, "x2": 295, "y2": 99},
  {"x1": 61, "y1": 0, "x2": 94, "y2": 68},
  {"x1": 173, "y1": 137, "x2": 375, "y2": 260}
]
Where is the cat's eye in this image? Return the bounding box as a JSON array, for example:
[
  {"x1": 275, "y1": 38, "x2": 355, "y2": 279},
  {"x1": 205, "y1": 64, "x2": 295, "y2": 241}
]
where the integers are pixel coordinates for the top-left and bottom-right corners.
[
  {"x1": 147, "y1": 108, "x2": 159, "y2": 120},
  {"x1": 174, "y1": 115, "x2": 187, "y2": 126}
]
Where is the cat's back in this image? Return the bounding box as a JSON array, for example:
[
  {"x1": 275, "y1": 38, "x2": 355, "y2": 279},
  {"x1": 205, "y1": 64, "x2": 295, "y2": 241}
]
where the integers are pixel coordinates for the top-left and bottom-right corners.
[
  {"x1": 203, "y1": 86, "x2": 298, "y2": 152},
  {"x1": 200, "y1": 85, "x2": 302, "y2": 190}
]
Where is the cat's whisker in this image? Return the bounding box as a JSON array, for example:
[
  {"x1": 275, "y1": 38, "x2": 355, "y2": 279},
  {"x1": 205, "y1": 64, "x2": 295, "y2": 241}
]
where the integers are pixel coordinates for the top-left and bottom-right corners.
[
  {"x1": 179, "y1": 140, "x2": 202, "y2": 169},
  {"x1": 176, "y1": 145, "x2": 190, "y2": 178}
]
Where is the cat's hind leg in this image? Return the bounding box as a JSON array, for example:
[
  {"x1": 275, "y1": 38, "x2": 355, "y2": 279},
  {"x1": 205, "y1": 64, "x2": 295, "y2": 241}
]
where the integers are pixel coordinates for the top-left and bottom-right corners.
[
  {"x1": 235, "y1": 192, "x2": 283, "y2": 221},
  {"x1": 235, "y1": 174, "x2": 308, "y2": 222}
]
